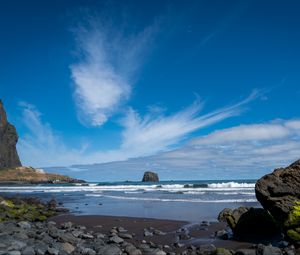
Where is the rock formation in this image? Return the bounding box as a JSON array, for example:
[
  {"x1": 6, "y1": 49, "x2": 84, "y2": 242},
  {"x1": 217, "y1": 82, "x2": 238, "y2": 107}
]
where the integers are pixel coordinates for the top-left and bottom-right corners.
[
  {"x1": 0, "y1": 100, "x2": 22, "y2": 168},
  {"x1": 255, "y1": 159, "x2": 300, "y2": 242},
  {"x1": 142, "y1": 171, "x2": 159, "y2": 182},
  {"x1": 255, "y1": 159, "x2": 300, "y2": 221},
  {"x1": 218, "y1": 207, "x2": 279, "y2": 241}
]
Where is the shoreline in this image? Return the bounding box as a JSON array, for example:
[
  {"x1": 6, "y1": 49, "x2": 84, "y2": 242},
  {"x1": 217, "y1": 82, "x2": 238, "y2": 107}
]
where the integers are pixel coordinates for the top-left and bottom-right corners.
[{"x1": 0, "y1": 195, "x2": 296, "y2": 254}]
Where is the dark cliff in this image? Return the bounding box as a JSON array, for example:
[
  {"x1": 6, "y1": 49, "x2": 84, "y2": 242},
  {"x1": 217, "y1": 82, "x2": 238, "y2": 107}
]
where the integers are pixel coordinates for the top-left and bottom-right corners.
[{"x1": 0, "y1": 100, "x2": 22, "y2": 168}]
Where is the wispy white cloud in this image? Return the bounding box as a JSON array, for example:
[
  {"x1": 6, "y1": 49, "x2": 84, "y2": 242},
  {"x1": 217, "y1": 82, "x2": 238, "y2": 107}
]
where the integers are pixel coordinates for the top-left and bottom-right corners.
[
  {"x1": 119, "y1": 91, "x2": 258, "y2": 157},
  {"x1": 190, "y1": 123, "x2": 290, "y2": 145},
  {"x1": 58, "y1": 119, "x2": 300, "y2": 181},
  {"x1": 70, "y1": 18, "x2": 157, "y2": 126},
  {"x1": 17, "y1": 103, "x2": 86, "y2": 167},
  {"x1": 151, "y1": 119, "x2": 300, "y2": 179},
  {"x1": 17, "y1": 92, "x2": 256, "y2": 167}
]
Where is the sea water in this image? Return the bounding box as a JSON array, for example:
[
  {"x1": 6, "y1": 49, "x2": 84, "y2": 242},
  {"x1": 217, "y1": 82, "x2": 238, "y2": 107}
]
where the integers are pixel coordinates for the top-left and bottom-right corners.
[{"x1": 0, "y1": 180, "x2": 260, "y2": 222}]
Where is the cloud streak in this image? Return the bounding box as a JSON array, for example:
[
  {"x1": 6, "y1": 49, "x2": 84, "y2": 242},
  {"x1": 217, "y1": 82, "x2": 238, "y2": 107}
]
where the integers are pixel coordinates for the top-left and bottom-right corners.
[
  {"x1": 120, "y1": 91, "x2": 259, "y2": 157},
  {"x1": 65, "y1": 119, "x2": 300, "y2": 181},
  {"x1": 155, "y1": 119, "x2": 300, "y2": 178},
  {"x1": 17, "y1": 92, "x2": 257, "y2": 167},
  {"x1": 70, "y1": 18, "x2": 156, "y2": 126},
  {"x1": 17, "y1": 103, "x2": 86, "y2": 167}
]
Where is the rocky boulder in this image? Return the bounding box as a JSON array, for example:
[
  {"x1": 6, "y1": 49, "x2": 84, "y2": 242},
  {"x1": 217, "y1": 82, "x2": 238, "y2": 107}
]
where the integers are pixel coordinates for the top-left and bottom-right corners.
[
  {"x1": 0, "y1": 100, "x2": 22, "y2": 168},
  {"x1": 142, "y1": 171, "x2": 159, "y2": 182},
  {"x1": 232, "y1": 208, "x2": 280, "y2": 241},
  {"x1": 218, "y1": 207, "x2": 280, "y2": 242},
  {"x1": 255, "y1": 159, "x2": 300, "y2": 242}
]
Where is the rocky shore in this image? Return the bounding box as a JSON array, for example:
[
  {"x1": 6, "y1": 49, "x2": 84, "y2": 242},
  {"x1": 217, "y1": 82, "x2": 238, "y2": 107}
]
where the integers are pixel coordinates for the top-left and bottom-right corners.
[
  {"x1": 0, "y1": 196, "x2": 67, "y2": 222},
  {"x1": 0, "y1": 214, "x2": 298, "y2": 255},
  {"x1": 0, "y1": 195, "x2": 298, "y2": 255}
]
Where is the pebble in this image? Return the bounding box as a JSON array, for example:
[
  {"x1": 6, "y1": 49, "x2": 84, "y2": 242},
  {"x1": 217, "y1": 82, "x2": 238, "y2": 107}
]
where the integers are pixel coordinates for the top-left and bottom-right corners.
[
  {"x1": 144, "y1": 229, "x2": 153, "y2": 237},
  {"x1": 17, "y1": 221, "x2": 31, "y2": 229},
  {"x1": 22, "y1": 247, "x2": 35, "y2": 255},
  {"x1": 201, "y1": 221, "x2": 210, "y2": 226},
  {"x1": 61, "y1": 221, "x2": 73, "y2": 229},
  {"x1": 97, "y1": 233, "x2": 106, "y2": 239},
  {"x1": 174, "y1": 242, "x2": 185, "y2": 248},
  {"x1": 215, "y1": 229, "x2": 229, "y2": 240},
  {"x1": 109, "y1": 235, "x2": 124, "y2": 244},
  {"x1": 82, "y1": 248, "x2": 96, "y2": 255},
  {"x1": 61, "y1": 242, "x2": 75, "y2": 254},
  {"x1": 97, "y1": 244, "x2": 122, "y2": 255},
  {"x1": 81, "y1": 233, "x2": 94, "y2": 239},
  {"x1": 117, "y1": 226, "x2": 127, "y2": 233},
  {"x1": 153, "y1": 229, "x2": 166, "y2": 235},
  {"x1": 47, "y1": 247, "x2": 59, "y2": 255},
  {"x1": 8, "y1": 241, "x2": 26, "y2": 250},
  {"x1": 8, "y1": 251, "x2": 21, "y2": 255},
  {"x1": 118, "y1": 233, "x2": 133, "y2": 239},
  {"x1": 235, "y1": 249, "x2": 257, "y2": 255},
  {"x1": 125, "y1": 244, "x2": 142, "y2": 255}
]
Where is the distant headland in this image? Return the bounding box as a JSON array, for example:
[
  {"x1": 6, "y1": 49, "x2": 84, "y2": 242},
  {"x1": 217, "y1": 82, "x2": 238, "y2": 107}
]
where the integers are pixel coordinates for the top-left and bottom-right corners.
[{"x1": 0, "y1": 100, "x2": 85, "y2": 184}]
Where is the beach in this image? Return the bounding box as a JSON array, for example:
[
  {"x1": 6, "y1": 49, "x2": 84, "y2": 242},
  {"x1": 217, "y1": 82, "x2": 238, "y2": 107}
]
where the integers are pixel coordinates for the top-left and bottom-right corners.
[
  {"x1": 0, "y1": 177, "x2": 298, "y2": 254},
  {"x1": 51, "y1": 214, "x2": 255, "y2": 251},
  {"x1": 0, "y1": 180, "x2": 263, "y2": 254}
]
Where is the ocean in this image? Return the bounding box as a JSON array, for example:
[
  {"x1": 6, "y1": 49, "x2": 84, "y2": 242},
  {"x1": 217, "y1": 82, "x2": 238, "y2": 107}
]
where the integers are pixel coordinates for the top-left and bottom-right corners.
[{"x1": 0, "y1": 180, "x2": 260, "y2": 222}]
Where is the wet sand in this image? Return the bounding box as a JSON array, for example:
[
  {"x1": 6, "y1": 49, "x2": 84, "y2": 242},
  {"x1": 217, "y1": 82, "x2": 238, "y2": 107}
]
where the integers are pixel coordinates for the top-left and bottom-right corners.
[{"x1": 51, "y1": 214, "x2": 254, "y2": 251}]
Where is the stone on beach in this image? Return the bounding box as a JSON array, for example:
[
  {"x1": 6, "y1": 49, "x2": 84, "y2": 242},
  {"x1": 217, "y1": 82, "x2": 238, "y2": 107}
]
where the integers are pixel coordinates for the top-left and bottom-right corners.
[
  {"x1": 234, "y1": 249, "x2": 256, "y2": 255},
  {"x1": 21, "y1": 246, "x2": 35, "y2": 255},
  {"x1": 61, "y1": 242, "x2": 75, "y2": 254},
  {"x1": 17, "y1": 221, "x2": 31, "y2": 229},
  {"x1": 144, "y1": 228, "x2": 153, "y2": 237},
  {"x1": 125, "y1": 244, "x2": 143, "y2": 255},
  {"x1": 118, "y1": 232, "x2": 133, "y2": 239},
  {"x1": 256, "y1": 244, "x2": 283, "y2": 255},
  {"x1": 109, "y1": 235, "x2": 124, "y2": 244},
  {"x1": 97, "y1": 244, "x2": 122, "y2": 255}
]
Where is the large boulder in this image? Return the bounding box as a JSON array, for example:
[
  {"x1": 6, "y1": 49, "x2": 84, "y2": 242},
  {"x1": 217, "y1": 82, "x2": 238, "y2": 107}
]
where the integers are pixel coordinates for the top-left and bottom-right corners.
[
  {"x1": 218, "y1": 207, "x2": 280, "y2": 241},
  {"x1": 0, "y1": 100, "x2": 22, "y2": 168},
  {"x1": 232, "y1": 208, "x2": 280, "y2": 241},
  {"x1": 142, "y1": 171, "x2": 159, "y2": 182},
  {"x1": 255, "y1": 159, "x2": 300, "y2": 242},
  {"x1": 255, "y1": 160, "x2": 300, "y2": 221}
]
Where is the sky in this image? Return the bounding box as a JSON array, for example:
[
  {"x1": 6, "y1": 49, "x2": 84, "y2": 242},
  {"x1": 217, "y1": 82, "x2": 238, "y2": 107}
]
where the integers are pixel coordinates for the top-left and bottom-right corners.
[{"x1": 0, "y1": 0, "x2": 300, "y2": 181}]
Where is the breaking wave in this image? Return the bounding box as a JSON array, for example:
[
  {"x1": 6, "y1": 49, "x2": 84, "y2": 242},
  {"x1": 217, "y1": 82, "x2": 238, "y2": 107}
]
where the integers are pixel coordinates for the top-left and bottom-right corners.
[{"x1": 85, "y1": 194, "x2": 257, "y2": 203}]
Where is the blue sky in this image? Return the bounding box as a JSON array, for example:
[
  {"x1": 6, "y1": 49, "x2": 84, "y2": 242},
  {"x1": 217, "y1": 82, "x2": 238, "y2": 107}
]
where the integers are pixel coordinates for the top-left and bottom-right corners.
[{"x1": 1, "y1": 0, "x2": 300, "y2": 181}]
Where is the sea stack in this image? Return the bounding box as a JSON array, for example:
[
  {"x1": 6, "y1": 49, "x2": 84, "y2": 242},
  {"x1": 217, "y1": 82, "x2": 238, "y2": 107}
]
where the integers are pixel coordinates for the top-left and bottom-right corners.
[
  {"x1": 0, "y1": 100, "x2": 22, "y2": 168},
  {"x1": 142, "y1": 171, "x2": 159, "y2": 182}
]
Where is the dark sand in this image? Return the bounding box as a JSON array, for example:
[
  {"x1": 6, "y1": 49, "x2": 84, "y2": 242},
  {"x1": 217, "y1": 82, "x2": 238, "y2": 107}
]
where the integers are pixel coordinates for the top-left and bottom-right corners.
[{"x1": 51, "y1": 214, "x2": 254, "y2": 251}]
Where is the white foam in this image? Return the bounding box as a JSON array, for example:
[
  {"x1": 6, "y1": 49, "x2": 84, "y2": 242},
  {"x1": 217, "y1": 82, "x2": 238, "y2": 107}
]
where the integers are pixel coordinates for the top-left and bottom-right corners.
[
  {"x1": 124, "y1": 191, "x2": 143, "y2": 194},
  {"x1": 208, "y1": 182, "x2": 255, "y2": 188},
  {"x1": 213, "y1": 192, "x2": 255, "y2": 195},
  {"x1": 182, "y1": 191, "x2": 206, "y2": 195},
  {"x1": 86, "y1": 194, "x2": 257, "y2": 203},
  {"x1": 0, "y1": 181, "x2": 255, "y2": 194}
]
